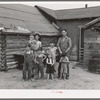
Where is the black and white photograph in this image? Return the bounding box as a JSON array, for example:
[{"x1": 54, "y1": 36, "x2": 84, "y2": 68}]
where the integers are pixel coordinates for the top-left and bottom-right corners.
[{"x1": 0, "y1": 1, "x2": 100, "y2": 92}]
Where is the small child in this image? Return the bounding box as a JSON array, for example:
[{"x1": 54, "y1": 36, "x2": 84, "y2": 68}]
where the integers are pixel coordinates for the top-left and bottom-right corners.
[
  {"x1": 29, "y1": 35, "x2": 37, "y2": 50},
  {"x1": 48, "y1": 42, "x2": 57, "y2": 78},
  {"x1": 23, "y1": 45, "x2": 34, "y2": 81},
  {"x1": 35, "y1": 50, "x2": 46, "y2": 79},
  {"x1": 59, "y1": 52, "x2": 69, "y2": 80},
  {"x1": 46, "y1": 53, "x2": 55, "y2": 80}
]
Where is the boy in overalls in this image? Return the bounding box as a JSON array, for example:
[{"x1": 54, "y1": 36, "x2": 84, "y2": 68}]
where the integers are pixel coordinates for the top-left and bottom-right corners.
[{"x1": 23, "y1": 45, "x2": 34, "y2": 81}]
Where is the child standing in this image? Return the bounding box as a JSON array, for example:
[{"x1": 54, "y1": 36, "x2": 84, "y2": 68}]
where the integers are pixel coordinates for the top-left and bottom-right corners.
[
  {"x1": 59, "y1": 52, "x2": 69, "y2": 80},
  {"x1": 48, "y1": 42, "x2": 57, "y2": 64},
  {"x1": 48, "y1": 42, "x2": 57, "y2": 78},
  {"x1": 46, "y1": 53, "x2": 55, "y2": 80},
  {"x1": 23, "y1": 45, "x2": 34, "y2": 81},
  {"x1": 35, "y1": 50, "x2": 46, "y2": 79}
]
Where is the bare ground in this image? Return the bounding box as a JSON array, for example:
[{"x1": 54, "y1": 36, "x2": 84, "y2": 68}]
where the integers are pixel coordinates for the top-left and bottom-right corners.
[{"x1": 0, "y1": 62, "x2": 100, "y2": 89}]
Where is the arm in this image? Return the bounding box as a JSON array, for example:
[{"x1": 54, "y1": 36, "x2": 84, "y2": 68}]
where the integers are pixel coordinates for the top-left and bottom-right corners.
[
  {"x1": 43, "y1": 54, "x2": 46, "y2": 61},
  {"x1": 46, "y1": 58, "x2": 53, "y2": 65},
  {"x1": 57, "y1": 38, "x2": 62, "y2": 54},
  {"x1": 65, "y1": 38, "x2": 72, "y2": 53},
  {"x1": 46, "y1": 58, "x2": 49, "y2": 64}
]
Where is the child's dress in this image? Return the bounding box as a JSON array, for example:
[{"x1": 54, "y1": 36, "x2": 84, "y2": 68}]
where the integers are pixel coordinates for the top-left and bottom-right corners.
[
  {"x1": 46, "y1": 58, "x2": 55, "y2": 74},
  {"x1": 60, "y1": 56, "x2": 69, "y2": 74}
]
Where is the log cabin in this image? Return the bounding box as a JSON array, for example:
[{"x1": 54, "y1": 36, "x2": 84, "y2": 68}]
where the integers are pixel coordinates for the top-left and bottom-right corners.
[
  {"x1": 0, "y1": 4, "x2": 59, "y2": 70},
  {"x1": 1, "y1": 4, "x2": 100, "y2": 71}
]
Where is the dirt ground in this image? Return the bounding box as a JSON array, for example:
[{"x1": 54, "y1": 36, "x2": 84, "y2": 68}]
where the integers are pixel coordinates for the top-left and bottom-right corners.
[{"x1": 0, "y1": 61, "x2": 100, "y2": 89}]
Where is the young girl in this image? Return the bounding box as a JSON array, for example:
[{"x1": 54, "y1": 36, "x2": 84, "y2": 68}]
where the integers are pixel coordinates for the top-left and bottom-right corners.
[
  {"x1": 46, "y1": 53, "x2": 55, "y2": 80},
  {"x1": 60, "y1": 52, "x2": 69, "y2": 80}
]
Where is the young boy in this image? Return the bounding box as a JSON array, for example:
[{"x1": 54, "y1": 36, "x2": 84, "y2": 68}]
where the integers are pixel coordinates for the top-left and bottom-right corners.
[
  {"x1": 59, "y1": 52, "x2": 69, "y2": 80},
  {"x1": 35, "y1": 50, "x2": 46, "y2": 79},
  {"x1": 48, "y1": 42, "x2": 57, "y2": 78},
  {"x1": 23, "y1": 45, "x2": 34, "y2": 81}
]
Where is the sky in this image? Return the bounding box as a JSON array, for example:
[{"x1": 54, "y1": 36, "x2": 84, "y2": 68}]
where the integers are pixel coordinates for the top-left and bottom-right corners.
[{"x1": 0, "y1": 1, "x2": 100, "y2": 10}]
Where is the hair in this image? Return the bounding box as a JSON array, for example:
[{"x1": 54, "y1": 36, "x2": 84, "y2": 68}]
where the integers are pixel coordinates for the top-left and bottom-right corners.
[
  {"x1": 61, "y1": 29, "x2": 67, "y2": 32},
  {"x1": 50, "y1": 42, "x2": 55, "y2": 45},
  {"x1": 34, "y1": 32, "x2": 41, "y2": 41}
]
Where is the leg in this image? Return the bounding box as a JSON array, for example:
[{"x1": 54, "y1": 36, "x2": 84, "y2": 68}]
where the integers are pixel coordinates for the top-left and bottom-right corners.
[
  {"x1": 28, "y1": 61, "x2": 33, "y2": 80},
  {"x1": 23, "y1": 60, "x2": 27, "y2": 80},
  {"x1": 51, "y1": 74, "x2": 54, "y2": 80},
  {"x1": 47, "y1": 74, "x2": 49, "y2": 80},
  {"x1": 66, "y1": 62, "x2": 69, "y2": 79},
  {"x1": 59, "y1": 64, "x2": 63, "y2": 79},
  {"x1": 59, "y1": 73, "x2": 62, "y2": 79},
  {"x1": 63, "y1": 73, "x2": 66, "y2": 80},
  {"x1": 40, "y1": 67, "x2": 44, "y2": 79},
  {"x1": 58, "y1": 63, "x2": 61, "y2": 78},
  {"x1": 35, "y1": 64, "x2": 39, "y2": 79}
]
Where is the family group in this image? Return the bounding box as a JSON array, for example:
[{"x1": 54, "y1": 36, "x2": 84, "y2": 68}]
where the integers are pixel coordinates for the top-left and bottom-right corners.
[{"x1": 23, "y1": 29, "x2": 72, "y2": 81}]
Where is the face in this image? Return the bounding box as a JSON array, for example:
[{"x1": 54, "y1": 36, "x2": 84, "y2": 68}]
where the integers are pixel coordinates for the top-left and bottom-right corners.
[
  {"x1": 30, "y1": 35, "x2": 34, "y2": 40},
  {"x1": 50, "y1": 43, "x2": 55, "y2": 47},
  {"x1": 37, "y1": 51, "x2": 42, "y2": 55},
  {"x1": 26, "y1": 46, "x2": 30, "y2": 51},
  {"x1": 62, "y1": 30, "x2": 67, "y2": 37},
  {"x1": 35, "y1": 35, "x2": 39, "y2": 40}
]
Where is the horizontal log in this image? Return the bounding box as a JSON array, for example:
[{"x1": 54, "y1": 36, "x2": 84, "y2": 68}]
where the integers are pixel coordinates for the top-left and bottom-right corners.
[
  {"x1": 6, "y1": 51, "x2": 24, "y2": 56},
  {"x1": 7, "y1": 61, "x2": 18, "y2": 65},
  {"x1": 8, "y1": 64, "x2": 18, "y2": 69},
  {"x1": 7, "y1": 43, "x2": 26, "y2": 48},
  {"x1": 6, "y1": 46, "x2": 26, "y2": 49},
  {"x1": 6, "y1": 48, "x2": 25, "y2": 53},
  {"x1": 7, "y1": 59, "x2": 17, "y2": 63},
  {"x1": 6, "y1": 55, "x2": 15, "y2": 59},
  {"x1": 7, "y1": 40, "x2": 28, "y2": 44}
]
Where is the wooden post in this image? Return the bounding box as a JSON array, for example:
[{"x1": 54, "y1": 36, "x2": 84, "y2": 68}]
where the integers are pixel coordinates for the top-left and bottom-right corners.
[
  {"x1": 0, "y1": 31, "x2": 1, "y2": 70},
  {"x1": 78, "y1": 27, "x2": 84, "y2": 63},
  {"x1": 79, "y1": 28, "x2": 84, "y2": 63},
  {"x1": 1, "y1": 30, "x2": 7, "y2": 71},
  {"x1": 77, "y1": 26, "x2": 81, "y2": 62}
]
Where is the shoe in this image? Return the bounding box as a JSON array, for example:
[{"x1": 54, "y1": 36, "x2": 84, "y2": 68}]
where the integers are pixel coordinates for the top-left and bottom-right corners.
[
  {"x1": 22, "y1": 79, "x2": 26, "y2": 81},
  {"x1": 72, "y1": 67, "x2": 75, "y2": 69},
  {"x1": 66, "y1": 77, "x2": 69, "y2": 80},
  {"x1": 28, "y1": 79, "x2": 33, "y2": 82}
]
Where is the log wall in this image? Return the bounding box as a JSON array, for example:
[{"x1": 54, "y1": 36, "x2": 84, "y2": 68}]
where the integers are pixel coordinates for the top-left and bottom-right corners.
[
  {"x1": 6, "y1": 35, "x2": 29, "y2": 69},
  {"x1": 5, "y1": 34, "x2": 59, "y2": 69},
  {"x1": 83, "y1": 29, "x2": 100, "y2": 65}
]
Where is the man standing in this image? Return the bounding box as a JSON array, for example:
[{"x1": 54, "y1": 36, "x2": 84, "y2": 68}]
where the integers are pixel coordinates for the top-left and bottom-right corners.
[{"x1": 57, "y1": 29, "x2": 72, "y2": 79}]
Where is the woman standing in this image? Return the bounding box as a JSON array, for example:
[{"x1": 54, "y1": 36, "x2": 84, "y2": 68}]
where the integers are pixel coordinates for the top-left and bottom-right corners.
[{"x1": 34, "y1": 32, "x2": 43, "y2": 79}]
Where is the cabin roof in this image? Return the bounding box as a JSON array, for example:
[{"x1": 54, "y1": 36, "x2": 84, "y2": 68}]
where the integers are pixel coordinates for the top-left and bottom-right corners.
[
  {"x1": 0, "y1": 4, "x2": 59, "y2": 35},
  {"x1": 81, "y1": 17, "x2": 100, "y2": 29},
  {"x1": 35, "y1": 5, "x2": 57, "y2": 19},
  {"x1": 36, "y1": 5, "x2": 100, "y2": 20}
]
